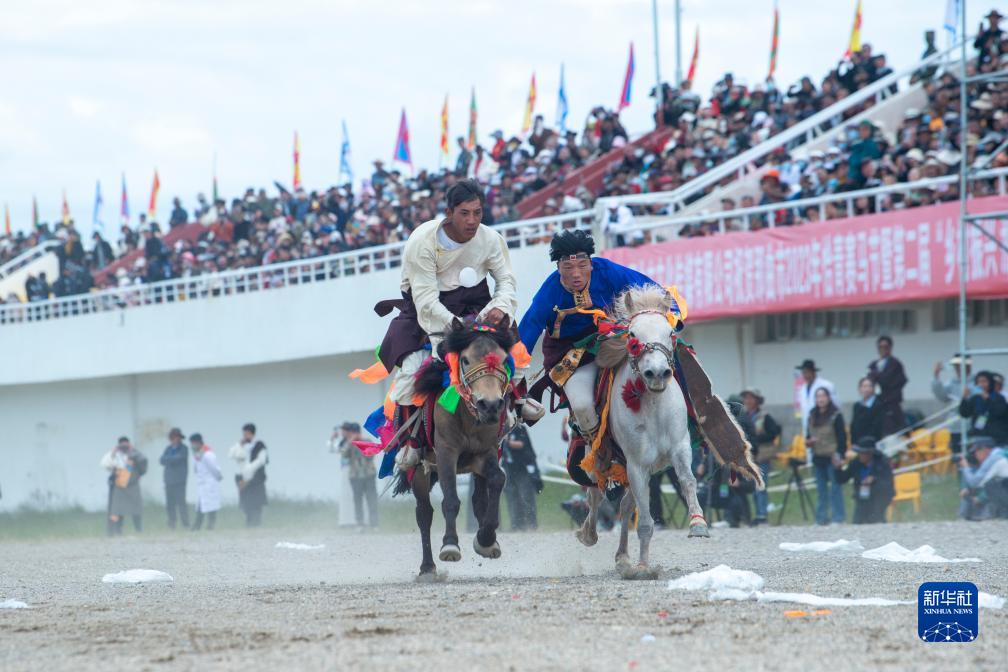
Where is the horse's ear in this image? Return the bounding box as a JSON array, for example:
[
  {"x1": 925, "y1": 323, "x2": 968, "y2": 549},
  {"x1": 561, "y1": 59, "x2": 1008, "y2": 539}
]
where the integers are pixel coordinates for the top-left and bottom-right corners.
[
  {"x1": 662, "y1": 288, "x2": 674, "y2": 310},
  {"x1": 623, "y1": 292, "x2": 634, "y2": 314}
]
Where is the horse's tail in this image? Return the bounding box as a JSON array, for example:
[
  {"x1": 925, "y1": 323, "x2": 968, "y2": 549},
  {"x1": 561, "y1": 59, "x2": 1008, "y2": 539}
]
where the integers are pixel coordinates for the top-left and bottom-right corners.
[
  {"x1": 390, "y1": 467, "x2": 439, "y2": 497},
  {"x1": 718, "y1": 396, "x2": 765, "y2": 490}
]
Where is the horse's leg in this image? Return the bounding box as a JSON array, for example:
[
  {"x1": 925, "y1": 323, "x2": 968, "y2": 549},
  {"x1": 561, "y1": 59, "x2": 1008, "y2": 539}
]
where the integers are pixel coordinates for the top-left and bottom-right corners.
[
  {"x1": 626, "y1": 463, "x2": 658, "y2": 573},
  {"x1": 437, "y1": 453, "x2": 463, "y2": 562},
  {"x1": 473, "y1": 457, "x2": 505, "y2": 559},
  {"x1": 472, "y1": 472, "x2": 488, "y2": 524},
  {"x1": 575, "y1": 486, "x2": 602, "y2": 547},
  {"x1": 615, "y1": 489, "x2": 634, "y2": 567},
  {"x1": 671, "y1": 437, "x2": 710, "y2": 538},
  {"x1": 412, "y1": 468, "x2": 437, "y2": 576}
]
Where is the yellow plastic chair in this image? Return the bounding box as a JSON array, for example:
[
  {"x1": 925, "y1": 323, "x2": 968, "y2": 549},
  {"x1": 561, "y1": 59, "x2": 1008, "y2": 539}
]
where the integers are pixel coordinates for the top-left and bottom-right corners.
[
  {"x1": 931, "y1": 429, "x2": 953, "y2": 475},
  {"x1": 777, "y1": 435, "x2": 804, "y2": 468},
  {"x1": 887, "y1": 471, "x2": 922, "y2": 520}
]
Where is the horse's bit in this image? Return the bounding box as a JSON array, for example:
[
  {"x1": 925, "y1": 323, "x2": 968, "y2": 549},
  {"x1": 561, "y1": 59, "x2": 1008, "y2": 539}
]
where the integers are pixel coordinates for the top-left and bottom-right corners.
[{"x1": 626, "y1": 309, "x2": 676, "y2": 378}]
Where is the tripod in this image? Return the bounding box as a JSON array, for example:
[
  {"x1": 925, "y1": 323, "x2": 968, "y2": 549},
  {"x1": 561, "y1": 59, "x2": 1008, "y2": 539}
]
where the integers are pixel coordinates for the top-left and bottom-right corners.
[{"x1": 776, "y1": 459, "x2": 814, "y2": 525}]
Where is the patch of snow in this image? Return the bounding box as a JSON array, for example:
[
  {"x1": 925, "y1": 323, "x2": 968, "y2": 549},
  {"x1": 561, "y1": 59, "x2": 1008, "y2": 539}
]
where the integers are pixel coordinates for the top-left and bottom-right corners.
[
  {"x1": 779, "y1": 539, "x2": 864, "y2": 553},
  {"x1": 861, "y1": 542, "x2": 980, "y2": 563},
  {"x1": 0, "y1": 599, "x2": 30, "y2": 609},
  {"x1": 275, "y1": 542, "x2": 325, "y2": 550},
  {"x1": 979, "y1": 592, "x2": 1005, "y2": 609},
  {"x1": 101, "y1": 569, "x2": 174, "y2": 584},
  {"x1": 710, "y1": 521, "x2": 730, "y2": 529},
  {"x1": 667, "y1": 565, "x2": 765, "y2": 593},
  {"x1": 640, "y1": 634, "x2": 656, "y2": 643}
]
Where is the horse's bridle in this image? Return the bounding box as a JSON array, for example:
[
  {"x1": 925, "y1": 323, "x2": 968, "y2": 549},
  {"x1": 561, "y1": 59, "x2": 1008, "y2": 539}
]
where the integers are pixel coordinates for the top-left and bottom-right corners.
[
  {"x1": 458, "y1": 357, "x2": 511, "y2": 414},
  {"x1": 626, "y1": 309, "x2": 677, "y2": 378}
]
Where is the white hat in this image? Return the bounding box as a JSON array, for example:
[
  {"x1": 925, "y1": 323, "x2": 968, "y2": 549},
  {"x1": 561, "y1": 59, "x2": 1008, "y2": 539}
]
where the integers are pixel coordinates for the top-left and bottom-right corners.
[{"x1": 905, "y1": 148, "x2": 925, "y2": 162}]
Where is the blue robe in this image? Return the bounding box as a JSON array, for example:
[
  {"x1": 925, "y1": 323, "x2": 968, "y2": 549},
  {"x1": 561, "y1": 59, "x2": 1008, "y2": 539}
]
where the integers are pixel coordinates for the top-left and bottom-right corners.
[{"x1": 518, "y1": 257, "x2": 656, "y2": 354}]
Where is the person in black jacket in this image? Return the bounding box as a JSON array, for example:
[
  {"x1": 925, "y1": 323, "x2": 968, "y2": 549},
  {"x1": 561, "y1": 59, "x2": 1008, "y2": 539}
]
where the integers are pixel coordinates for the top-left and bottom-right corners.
[
  {"x1": 850, "y1": 376, "x2": 883, "y2": 445},
  {"x1": 159, "y1": 428, "x2": 190, "y2": 529},
  {"x1": 867, "y1": 335, "x2": 908, "y2": 437},
  {"x1": 959, "y1": 371, "x2": 1008, "y2": 445},
  {"x1": 834, "y1": 436, "x2": 895, "y2": 524},
  {"x1": 230, "y1": 422, "x2": 268, "y2": 527},
  {"x1": 502, "y1": 424, "x2": 542, "y2": 531}
]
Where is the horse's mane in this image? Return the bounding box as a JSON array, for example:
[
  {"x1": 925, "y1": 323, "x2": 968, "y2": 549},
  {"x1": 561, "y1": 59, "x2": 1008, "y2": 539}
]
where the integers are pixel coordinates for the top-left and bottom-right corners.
[
  {"x1": 437, "y1": 319, "x2": 515, "y2": 358},
  {"x1": 612, "y1": 284, "x2": 674, "y2": 322}
]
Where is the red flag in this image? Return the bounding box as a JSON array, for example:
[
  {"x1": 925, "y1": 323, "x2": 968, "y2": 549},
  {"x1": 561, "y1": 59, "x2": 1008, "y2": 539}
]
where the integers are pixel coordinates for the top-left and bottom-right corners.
[
  {"x1": 440, "y1": 94, "x2": 450, "y2": 161},
  {"x1": 4, "y1": 203, "x2": 10, "y2": 236},
  {"x1": 467, "y1": 87, "x2": 477, "y2": 150},
  {"x1": 686, "y1": 27, "x2": 699, "y2": 83},
  {"x1": 293, "y1": 131, "x2": 302, "y2": 190},
  {"x1": 521, "y1": 73, "x2": 537, "y2": 136},
  {"x1": 393, "y1": 108, "x2": 412, "y2": 168},
  {"x1": 767, "y1": 2, "x2": 780, "y2": 81},
  {"x1": 618, "y1": 42, "x2": 635, "y2": 111},
  {"x1": 148, "y1": 170, "x2": 160, "y2": 219}
]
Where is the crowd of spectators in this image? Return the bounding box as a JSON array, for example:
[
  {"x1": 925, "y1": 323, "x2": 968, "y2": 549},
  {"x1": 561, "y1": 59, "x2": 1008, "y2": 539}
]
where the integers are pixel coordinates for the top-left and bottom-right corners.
[{"x1": 3, "y1": 10, "x2": 1005, "y2": 304}]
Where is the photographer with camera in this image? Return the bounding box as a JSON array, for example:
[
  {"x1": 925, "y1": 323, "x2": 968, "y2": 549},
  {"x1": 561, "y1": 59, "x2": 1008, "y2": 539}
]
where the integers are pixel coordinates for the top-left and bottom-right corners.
[
  {"x1": 833, "y1": 436, "x2": 894, "y2": 524},
  {"x1": 959, "y1": 436, "x2": 1008, "y2": 520}
]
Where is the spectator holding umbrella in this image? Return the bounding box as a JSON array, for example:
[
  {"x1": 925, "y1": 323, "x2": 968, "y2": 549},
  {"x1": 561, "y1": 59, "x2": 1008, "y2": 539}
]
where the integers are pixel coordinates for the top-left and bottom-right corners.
[{"x1": 867, "y1": 335, "x2": 908, "y2": 437}]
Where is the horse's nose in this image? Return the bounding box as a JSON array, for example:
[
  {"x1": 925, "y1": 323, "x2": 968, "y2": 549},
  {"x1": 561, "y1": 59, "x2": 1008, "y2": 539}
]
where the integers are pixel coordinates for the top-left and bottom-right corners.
[
  {"x1": 643, "y1": 367, "x2": 672, "y2": 381},
  {"x1": 475, "y1": 397, "x2": 503, "y2": 417}
]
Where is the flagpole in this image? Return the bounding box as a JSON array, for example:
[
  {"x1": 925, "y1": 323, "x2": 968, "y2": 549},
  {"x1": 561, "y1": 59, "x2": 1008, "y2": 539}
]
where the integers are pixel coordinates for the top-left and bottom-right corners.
[
  {"x1": 674, "y1": 0, "x2": 682, "y2": 86},
  {"x1": 652, "y1": 0, "x2": 662, "y2": 125}
]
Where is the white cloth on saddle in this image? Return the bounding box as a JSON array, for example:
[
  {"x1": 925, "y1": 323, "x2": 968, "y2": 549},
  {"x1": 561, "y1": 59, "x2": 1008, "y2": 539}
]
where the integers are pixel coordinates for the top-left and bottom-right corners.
[
  {"x1": 400, "y1": 218, "x2": 518, "y2": 338},
  {"x1": 563, "y1": 362, "x2": 600, "y2": 432},
  {"x1": 391, "y1": 350, "x2": 429, "y2": 405}
]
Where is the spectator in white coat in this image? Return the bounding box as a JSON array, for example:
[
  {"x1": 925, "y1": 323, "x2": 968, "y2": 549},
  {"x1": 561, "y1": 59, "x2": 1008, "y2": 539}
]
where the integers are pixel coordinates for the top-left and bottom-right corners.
[
  {"x1": 796, "y1": 358, "x2": 840, "y2": 435},
  {"x1": 190, "y1": 433, "x2": 222, "y2": 531}
]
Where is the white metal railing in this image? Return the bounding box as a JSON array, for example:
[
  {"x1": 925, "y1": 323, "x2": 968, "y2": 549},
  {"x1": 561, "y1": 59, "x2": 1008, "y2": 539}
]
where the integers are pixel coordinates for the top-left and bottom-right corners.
[
  {"x1": 0, "y1": 240, "x2": 62, "y2": 279},
  {"x1": 0, "y1": 209, "x2": 593, "y2": 325},
  {"x1": 596, "y1": 39, "x2": 969, "y2": 214},
  {"x1": 608, "y1": 166, "x2": 1008, "y2": 241}
]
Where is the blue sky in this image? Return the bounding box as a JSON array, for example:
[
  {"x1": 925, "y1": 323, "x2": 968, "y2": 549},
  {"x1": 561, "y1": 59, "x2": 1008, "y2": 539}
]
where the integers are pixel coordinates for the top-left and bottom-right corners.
[{"x1": 0, "y1": 0, "x2": 992, "y2": 236}]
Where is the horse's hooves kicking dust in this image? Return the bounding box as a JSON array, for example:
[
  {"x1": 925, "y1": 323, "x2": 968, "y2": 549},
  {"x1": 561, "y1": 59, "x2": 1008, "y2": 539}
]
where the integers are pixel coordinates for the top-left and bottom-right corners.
[
  {"x1": 473, "y1": 537, "x2": 501, "y2": 559},
  {"x1": 618, "y1": 564, "x2": 662, "y2": 581},
  {"x1": 415, "y1": 570, "x2": 448, "y2": 584},
  {"x1": 688, "y1": 523, "x2": 711, "y2": 538},
  {"x1": 575, "y1": 527, "x2": 598, "y2": 547},
  {"x1": 438, "y1": 544, "x2": 462, "y2": 562}
]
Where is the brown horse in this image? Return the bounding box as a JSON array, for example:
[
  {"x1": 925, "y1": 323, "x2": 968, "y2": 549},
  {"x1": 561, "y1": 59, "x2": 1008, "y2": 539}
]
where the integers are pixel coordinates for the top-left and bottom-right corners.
[{"x1": 405, "y1": 321, "x2": 515, "y2": 579}]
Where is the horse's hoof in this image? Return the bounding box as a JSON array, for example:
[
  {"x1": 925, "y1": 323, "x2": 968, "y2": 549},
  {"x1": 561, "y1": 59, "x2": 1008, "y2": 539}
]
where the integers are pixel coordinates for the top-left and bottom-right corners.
[
  {"x1": 415, "y1": 570, "x2": 446, "y2": 584},
  {"x1": 575, "y1": 527, "x2": 598, "y2": 547},
  {"x1": 618, "y1": 563, "x2": 661, "y2": 581},
  {"x1": 688, "y1": 523, "x2": 710, "y2": 538},
  {"x1": 615, "y1": 553, "x2": 631, "y2": 569},
  {"x1": 439, "y1": 544, "x2": 462, "y2": 562},
  {"x1": 473, "y1": 537, "x2": 501, "y2": 559}
]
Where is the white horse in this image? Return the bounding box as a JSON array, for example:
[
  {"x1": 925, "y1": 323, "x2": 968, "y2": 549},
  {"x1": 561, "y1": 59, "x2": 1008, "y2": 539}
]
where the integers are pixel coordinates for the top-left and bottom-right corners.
[{"x1": 577, "y1": 285, "x2": 713, "y2": 578}]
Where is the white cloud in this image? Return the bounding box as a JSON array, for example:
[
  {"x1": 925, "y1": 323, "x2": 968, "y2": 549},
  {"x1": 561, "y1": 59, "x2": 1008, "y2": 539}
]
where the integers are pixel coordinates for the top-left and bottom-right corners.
[
  {"x1": 130, "y1": 117, "x2": 212, "y2": 157},
  {"x1": 68, "y1": 96, "x2": 103, "y2": 119}
]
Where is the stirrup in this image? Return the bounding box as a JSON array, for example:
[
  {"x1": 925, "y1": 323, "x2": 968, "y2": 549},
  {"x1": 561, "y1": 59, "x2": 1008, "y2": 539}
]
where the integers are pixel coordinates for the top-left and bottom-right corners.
[{"x1": 516, "y1": 397, "x2": 545, "y2": 424}]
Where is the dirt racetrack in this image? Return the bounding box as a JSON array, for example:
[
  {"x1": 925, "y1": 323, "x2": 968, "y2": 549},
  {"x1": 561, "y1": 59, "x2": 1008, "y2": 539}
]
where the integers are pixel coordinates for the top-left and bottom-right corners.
[{"x1": 1, "y1": 520, "x2": 1005, "y2": 671}]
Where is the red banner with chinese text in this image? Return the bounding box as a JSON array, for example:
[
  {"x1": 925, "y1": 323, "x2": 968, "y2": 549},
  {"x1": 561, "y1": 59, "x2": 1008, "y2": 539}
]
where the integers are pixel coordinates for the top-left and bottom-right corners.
[{"x1": 603, "y1": 196, "x2": 1008, "y2": 321}]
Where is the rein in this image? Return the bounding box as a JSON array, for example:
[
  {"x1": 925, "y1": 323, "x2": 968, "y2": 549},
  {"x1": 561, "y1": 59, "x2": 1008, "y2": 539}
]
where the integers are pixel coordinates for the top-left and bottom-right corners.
[
  {"x1": 456, "y1": 357, "x2": 511, "y2": 415},
  {"x1": 625, "y1": 311, "x2": 677, "y2": 381}
]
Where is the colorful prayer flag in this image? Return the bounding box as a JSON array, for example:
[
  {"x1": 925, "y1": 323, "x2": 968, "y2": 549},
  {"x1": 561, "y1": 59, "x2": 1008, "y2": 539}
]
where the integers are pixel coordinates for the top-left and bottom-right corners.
[
  {"x1": 467, "y1": 87, "x2": 477, "y2": 151},
  {"x1": 944, "y1": 0, "x2": 960, "y2": 41},
  {"x1": 521, "y1": 73, "x2": 537, "y2": 136},
  {"x1": 618, "y1": 42, "x2": 635, "y2": 111},
  {"x1": 393, "y1": 108, "x2": 413, "y2": 169},
  {"x1": 686, "y1": 27, "x2": 699, "y2": 83},
  {"x1": 61, "y1": 190, "x2": 71, "y2": 225},
  {"x1": 556, "y1": 64, "x2": 569, "y2": 136},
  {"x1": 148, "y1": 170, "x2": 160, "y2": 219},
  {"x1": 4, "y1": 203, "x2": 10, "y2": 236},
  {"x1": 120, "y1": 173, "x2": 130, "y2": 226},
  {"x1": 293, "y1": 131, "x2": 302, "y2": 190},
  {"x1": 440, "y1": 94, "x2": 450, "y2": 161},
  {"x1": 93, "y1": 180, "x2": 104, "y2": 231},
  {"x1": 767, "y1": 2, "x2": 780, "y2": 81},
  {"x1": 32, "y1": 196, "x2": 39, "y2": 228},
  {"x1": 339, "y1": 120, "x2": 353, "y2": 185},
  {"x1": 844, "y1": 0, "x2": 862, "y2": 58}
]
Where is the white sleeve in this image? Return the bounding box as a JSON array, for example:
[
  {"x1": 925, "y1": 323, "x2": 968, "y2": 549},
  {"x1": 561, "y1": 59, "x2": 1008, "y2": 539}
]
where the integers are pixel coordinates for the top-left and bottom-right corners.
[
  {"x1": 242, "y1": 448, "x2": 268, "y2": 481},
  {"x1": 480, "y1": 231, "x2": 518, "y2": 323},
  {"x1": 228, "y1": 443, "x2": 245, "y2": 462},
  {"x1": 404, "y1": 240, "x2": 456, "y2": 335},
  {"x1": 204, "y1": 452, "x2": 223, "y2": 481},
  {"x1": 100, "y1": 450, "x2": 116, "y2": 471}
]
